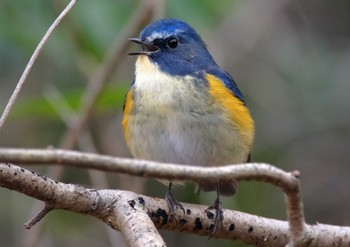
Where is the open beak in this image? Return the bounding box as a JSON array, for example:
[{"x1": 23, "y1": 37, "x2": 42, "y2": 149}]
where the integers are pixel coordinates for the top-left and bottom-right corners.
[{"x1": 128, "y1": 38, "x2": 159, "y2": 56}]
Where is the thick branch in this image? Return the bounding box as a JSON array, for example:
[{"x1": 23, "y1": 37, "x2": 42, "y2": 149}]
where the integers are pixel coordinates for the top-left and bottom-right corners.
[
  {"x1": 104, "y1": 191, "x2": 167, "y2": 247},
  {"x1": 1, "y1": 163, "x2": 349, "y2": 247},
  {"x1": 0, "y1": 163, "x2": 165, "y2": 247}
]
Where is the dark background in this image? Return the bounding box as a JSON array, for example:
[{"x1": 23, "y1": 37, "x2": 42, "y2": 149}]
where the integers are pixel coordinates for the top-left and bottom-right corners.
[{"x1": 1, "y1": 0, "x2": 349, "y2": 246}]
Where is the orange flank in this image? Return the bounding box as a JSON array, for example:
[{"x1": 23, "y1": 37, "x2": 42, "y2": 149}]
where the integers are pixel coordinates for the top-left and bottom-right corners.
[
  {"x1": 122, "y1": 87, "x2": 134, "y2": 145},
  {"x1": 207, "y1": 74, "x2": 254, "y2": 144}
]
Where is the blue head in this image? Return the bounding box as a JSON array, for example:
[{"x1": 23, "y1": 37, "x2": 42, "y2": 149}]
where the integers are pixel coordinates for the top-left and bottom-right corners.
[{"x1": 129, "y1": 19, "x2": 217, "y2": 77}]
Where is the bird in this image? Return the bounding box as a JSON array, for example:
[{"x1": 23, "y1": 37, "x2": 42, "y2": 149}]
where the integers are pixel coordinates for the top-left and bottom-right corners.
[{"x1": 122, "y1": 18, "x2": 254, "y2": 233}]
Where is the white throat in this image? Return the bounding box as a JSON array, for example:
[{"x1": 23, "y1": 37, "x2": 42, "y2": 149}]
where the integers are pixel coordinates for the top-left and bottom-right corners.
[
  {"x1": 133, "y1": 56, "x2": 196, "y2": 110},
  {"x1": 134, "y1": 56, "x2": 177, "y2": 92}
]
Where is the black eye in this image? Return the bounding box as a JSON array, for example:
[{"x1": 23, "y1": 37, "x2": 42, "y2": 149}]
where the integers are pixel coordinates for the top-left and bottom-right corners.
[{"x1": 167, "y1": 37, "x2": 178, "y2": 48}]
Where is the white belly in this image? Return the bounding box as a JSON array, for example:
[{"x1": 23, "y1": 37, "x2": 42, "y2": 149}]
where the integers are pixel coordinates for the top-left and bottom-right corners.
[{"x1": 128, "y1": 109, "x2": 246, "y2": 166}]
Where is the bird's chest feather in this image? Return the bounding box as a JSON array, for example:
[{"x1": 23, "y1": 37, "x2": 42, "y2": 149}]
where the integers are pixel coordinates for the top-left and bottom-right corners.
[{"x1": 126, "y1": 57, "x2": 247, "y2": 165}]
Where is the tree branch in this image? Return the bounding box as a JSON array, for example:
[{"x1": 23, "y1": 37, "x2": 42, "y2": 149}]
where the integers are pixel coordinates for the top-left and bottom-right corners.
[
  {"x1": 1, "y1": 163, "x2": 349, "y2": 247},
  {"x1": 0, "y1": 162, "x2": 165, "y2": 247},
  {"x1": 0, "y1": 147, "x2": 304, "y2": 245}
]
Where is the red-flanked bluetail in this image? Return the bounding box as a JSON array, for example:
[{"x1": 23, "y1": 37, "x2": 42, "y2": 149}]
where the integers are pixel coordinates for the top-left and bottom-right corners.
[{"x1": 122, "y1": 18, "x2": 254, "y2": 235}]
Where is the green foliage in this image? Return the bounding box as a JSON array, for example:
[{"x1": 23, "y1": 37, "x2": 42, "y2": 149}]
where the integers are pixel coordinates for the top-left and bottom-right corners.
[{"x1": 9, "y1": 85, "x2": 128, "y2": 120}]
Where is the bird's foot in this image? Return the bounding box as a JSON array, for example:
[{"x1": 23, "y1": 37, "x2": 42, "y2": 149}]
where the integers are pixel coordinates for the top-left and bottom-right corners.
[
  {"x1": 165, "y1": 183, "x2": 185, "y2": 221},
  {"x1": 205, "y1": 196, "x2": 223, "y2": 238}
]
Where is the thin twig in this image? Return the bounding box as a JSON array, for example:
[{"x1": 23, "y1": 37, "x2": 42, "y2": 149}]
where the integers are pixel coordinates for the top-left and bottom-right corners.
[
  {"x1": 0, "y1": 0, "x2": 78, "y2": 132},
  {"x1": 24, "y1": 205, "x2": 53, "y2": 229},
  {"x1": 0, "y1": 149, "x2": 296, "y2": 187}
]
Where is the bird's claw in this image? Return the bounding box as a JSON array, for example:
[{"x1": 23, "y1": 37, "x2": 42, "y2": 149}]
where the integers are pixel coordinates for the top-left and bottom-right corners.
[{"x1": 205, "y1": 195, "x2": 223, "y2": 238}]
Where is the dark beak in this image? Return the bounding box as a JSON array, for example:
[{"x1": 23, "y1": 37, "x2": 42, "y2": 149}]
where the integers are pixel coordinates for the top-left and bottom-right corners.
[{"x1": 128, "y1": 38, "x2": 159, "y2": 56}]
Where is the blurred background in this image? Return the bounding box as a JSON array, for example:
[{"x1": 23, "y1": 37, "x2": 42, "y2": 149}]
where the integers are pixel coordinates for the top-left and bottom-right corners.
[{"x1": 0, "y1": 0, "x2": 350, "y2": 246}]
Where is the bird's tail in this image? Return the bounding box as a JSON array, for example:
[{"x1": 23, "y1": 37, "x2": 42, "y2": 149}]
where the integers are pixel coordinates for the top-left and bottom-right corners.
[{"x1": 199, "y1": 180, "x2": 238, "y2": 196}]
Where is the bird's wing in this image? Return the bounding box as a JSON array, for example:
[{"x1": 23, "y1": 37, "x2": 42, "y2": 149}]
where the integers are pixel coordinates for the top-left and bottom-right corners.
[
  {"x1": 206, "y1": 66, "x2": 245, "y2": 103},
  {"x1": 123, "y1": 81, "x2": 135, "y2": 112},
  {"x1": 205, "y1": 67, "x2": 253, "y2": 163}
]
